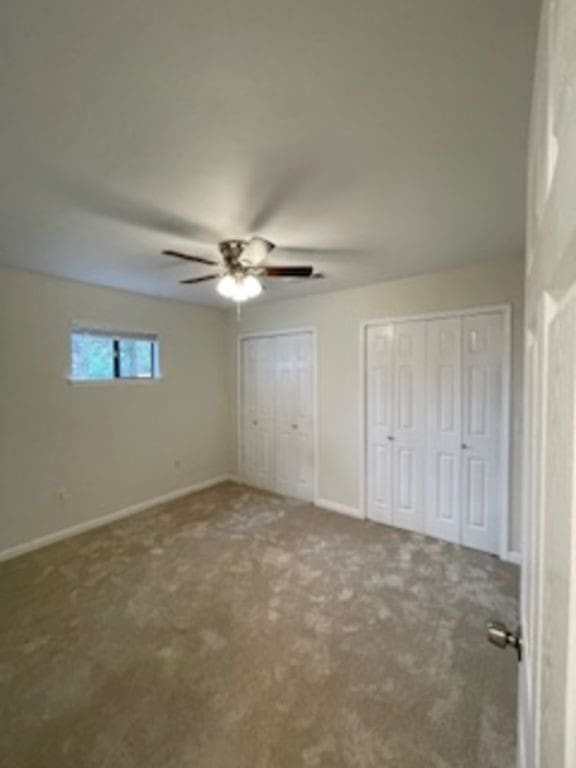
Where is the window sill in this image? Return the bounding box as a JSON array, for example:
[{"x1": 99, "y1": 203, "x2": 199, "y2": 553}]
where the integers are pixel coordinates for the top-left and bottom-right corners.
[{"x1": 67, "y1": 377, "x2": 163, "y2": 386}]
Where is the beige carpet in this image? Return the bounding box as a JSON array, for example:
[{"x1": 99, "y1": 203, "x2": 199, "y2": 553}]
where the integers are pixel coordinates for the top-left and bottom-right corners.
[{"x1": 0, "y1": 482, "x2": 519, "y2": 768}]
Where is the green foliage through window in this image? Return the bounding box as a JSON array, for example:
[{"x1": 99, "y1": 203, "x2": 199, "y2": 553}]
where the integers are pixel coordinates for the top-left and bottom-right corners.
[{"x1": 71, "y1": 329, "x2": 159, "y2": 381}]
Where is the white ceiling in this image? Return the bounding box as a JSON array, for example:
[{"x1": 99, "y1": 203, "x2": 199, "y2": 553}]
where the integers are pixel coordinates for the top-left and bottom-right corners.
[{"x1": 0, "y1": 0, "x2": 540, "y2": 306}]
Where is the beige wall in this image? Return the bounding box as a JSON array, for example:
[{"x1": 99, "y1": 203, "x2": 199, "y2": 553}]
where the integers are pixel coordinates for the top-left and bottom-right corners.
[
  {"x1": 0, "y1": 258, "x2": 524, "y2": 557},
  {"x1": 0, "y1": 268, "x2": 231, "y2": 554},
  {"x1": 228, "y1": 257, "x2": 525, "y2": 554}
]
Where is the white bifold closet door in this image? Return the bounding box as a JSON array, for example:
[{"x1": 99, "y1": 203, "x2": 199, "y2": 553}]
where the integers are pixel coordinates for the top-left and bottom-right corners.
[
  {"x1": 241, "y1": 332, "x2": 314, "y2": 501},
  {"x1": 367, "y1": 311, "x2": 506, "y2": 555},
  {"x1": 241, "y1": 336, "x2": 276, "y2": 491},
  {"x1": 391, "y1": 321, "x2": 427, "y2": 533},
  {"x1": 460, "y1": 313, "x2": 504, "y2": 554},
  {"x1": 366, "y1": 321, "x2": 427, "y2": 532},
  {"x1": 366, "y1": 324, "x2": 394, "y2": 525},
  {"x1": 425, "y1": 317, "x2": 463, "y2": 544}
]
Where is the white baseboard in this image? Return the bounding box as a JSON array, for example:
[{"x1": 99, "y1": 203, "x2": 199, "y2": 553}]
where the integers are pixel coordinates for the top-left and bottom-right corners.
[
  {"x1": 0, "y1": 474, "x2": 233, "y2": 563},
  {"x1": 315, "y1": 498, "x2": 363, "y2": 520},
  {"x1": 503, "y1": 550, "x2": 522, "y2": 566}
]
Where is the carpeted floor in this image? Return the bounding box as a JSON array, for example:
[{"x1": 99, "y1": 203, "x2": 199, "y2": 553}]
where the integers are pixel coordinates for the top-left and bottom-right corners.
[{"x1": 0, "y1": 482, "x2": 519, "y2": 768}]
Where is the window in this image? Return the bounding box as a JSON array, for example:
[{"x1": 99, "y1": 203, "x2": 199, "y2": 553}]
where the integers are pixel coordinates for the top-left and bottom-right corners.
[{"x1": 70, "y1": 328, "x2": 160, "y2": 381}]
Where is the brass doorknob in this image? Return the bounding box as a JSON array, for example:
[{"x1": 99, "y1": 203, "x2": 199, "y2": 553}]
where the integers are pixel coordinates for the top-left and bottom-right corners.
[{"x1": 487, "y1": 621, "x2": 522, "y2": 661}]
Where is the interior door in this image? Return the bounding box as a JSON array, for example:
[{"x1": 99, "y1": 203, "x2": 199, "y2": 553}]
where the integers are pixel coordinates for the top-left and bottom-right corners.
[
  {"x1": 391, "y1": 320, "x2": 427, "y2": 533},
  {"x1": 241, "y1": 336, "x2": 275, "y2": 490},
  {"x1": 366, "y1": 324, "x2": 394, "y2": 524},
  {"x1": 518, "y1": 322, "x2": 544, "y2": 768},
  {"x1": 518, "y1": 3, "x2": 576, "y2": 762},
  {"x1": 460, "y1": 312, "x2": 504, "y2": 554},
  {"x1": 275, "y1": 333, "x2": 314, "y2": 501},
  {"x1": 535, "y1": 287, "x2": 576, "y2": 766},
  {"x1": 425, "y1": 317, "x2": 462, "y2": 544}
]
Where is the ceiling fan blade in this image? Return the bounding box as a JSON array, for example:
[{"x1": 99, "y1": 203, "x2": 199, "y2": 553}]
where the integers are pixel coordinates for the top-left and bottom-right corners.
[
  {"x1": 247, "y1": 159, "x2": 311, "y2": 232},
  {"x1": 239, "y1": 237, "x2": 275, "y2": 266},
  {"x1": 263, "y1": 266, "x2": 314, "y2": 278},
  {"x1": 164, "y1": 250, "x2": 219, "y2": 266},
  {"x1": 51, "y1": 171, "x2": 222, "y2": 242},
  {"x1": 179, "y1": 274, "x2": 220, "y2": 284}
]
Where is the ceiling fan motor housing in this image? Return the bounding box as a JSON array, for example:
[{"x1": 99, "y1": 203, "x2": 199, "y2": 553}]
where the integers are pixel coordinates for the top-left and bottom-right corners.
[
  {"x1": 219, "y1": 237, "x2": 274, "y2": 273},
  {"x1": 219, "y1": 239, "x2": 247, "y2": 268}
]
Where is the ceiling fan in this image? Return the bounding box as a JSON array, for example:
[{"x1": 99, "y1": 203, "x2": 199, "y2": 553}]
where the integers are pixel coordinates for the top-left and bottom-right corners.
[{"x1": 164, "y1": 236, "x2": 323, "y2": 302}]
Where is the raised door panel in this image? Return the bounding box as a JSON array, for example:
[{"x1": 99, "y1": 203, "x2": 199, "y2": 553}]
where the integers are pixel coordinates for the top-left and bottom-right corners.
[
  {"x1": 275, "y1": 429, "x2": 295, "y2": 496},
  {"x1": 254, "y1": 420, "x2": 276, "y2": 491},
  {"x1": 242, "y1": 419, "x2": 259, "y2": 487},
  {"x1": 461, "y1": 313, "x2": 503, "y2": 554},
  {"x1": 394, "y1": 445, "x2": 421, "y2": 522},
  {"x1": 391, "y1": 321, "x2": 426, "y2": 533},
  {"x1": 293, "y1": 430, "x2": 314, "y2": 500},
  {"x1": 366, "y1": 325, "x2": 394, "y2": 522},
  {"x1": 425, "y1": 318, "x2": 462, "y2": 543},
  {"x1": 367, "y1": 442, "x2": 393, "y2": 525}
]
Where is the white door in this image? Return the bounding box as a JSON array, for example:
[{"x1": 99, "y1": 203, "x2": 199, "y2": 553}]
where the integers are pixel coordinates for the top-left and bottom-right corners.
[
  {"x1": 275, "y1": 333, "x2": 314, "y2": 500},
  {"x1": 366, "y1": 324, "x2": 394, "y2": 524},
  {"x1": 391, "y1": 321, "x2": 427, "y2": 533},
  {"x1": 425, "y1": 317, "x2": 462, "y2": 544},
  {"x1": 461, "y1": 312, "x2": 504, "y2": 554},
  {"x1": 518, "y1": 3, "x2": 576, "y2": 763},
  {"x1": 533, "y1": 289, "x2": 576, "y2": 767},
  {"x1": 518, "y1": 321, "x2": 544, "y2": 768},
  {"x1": 241, "y1": 336, "x2": 276, "y2": 490}
]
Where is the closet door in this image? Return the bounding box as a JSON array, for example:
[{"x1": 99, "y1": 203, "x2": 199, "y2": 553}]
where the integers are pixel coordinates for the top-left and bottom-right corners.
[
  {"x1": 425, "y1": 317, "x2": 462, "y2": 543},
  {"x1": 366, "y1": 325, "x2": 394, "y2": 524},
  {"x1": 241, "y1": 337, "x2": 276, "y2": 490},
  {"x1": 392, "y1": 321, "x2": 427, "y2": 533},
  {"x1": 275, "y1": 333, "x2": 314, "y2": 500},
  {"x1": 461, "y1": 312, "x2": 504, "y2": 554}
]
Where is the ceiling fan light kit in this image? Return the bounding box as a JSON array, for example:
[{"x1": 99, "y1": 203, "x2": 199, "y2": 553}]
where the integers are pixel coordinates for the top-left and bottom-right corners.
[
  {"x1": 163, "y1": 236, "x2": 322, "y2": 303},
  {"x1": 217, "y1": 273, "x2": 262, "y2": 302}
]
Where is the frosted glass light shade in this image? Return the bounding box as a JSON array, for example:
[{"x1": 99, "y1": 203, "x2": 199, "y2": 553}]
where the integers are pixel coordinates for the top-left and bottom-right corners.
[
  {"x1": 243, "y1": 274, "x2": 262, "y2": 299},
  {"x1": 216, "y1": 274, "x2": 236, "y2": 298},
  {"x1": 242, "y1": 237, "x2": 273, "y2": 266},
  {"x1": 217, "y1": 273, "x2": 262, "y2": 302}
]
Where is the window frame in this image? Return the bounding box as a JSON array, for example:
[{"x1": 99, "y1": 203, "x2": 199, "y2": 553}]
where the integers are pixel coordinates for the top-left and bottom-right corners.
[{"x1": 69, "y1": 326, "x2": 161, "y2": 384}]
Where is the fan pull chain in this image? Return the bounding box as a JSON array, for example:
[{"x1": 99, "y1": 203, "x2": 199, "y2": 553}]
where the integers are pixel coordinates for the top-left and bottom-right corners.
[{"x1": 236, "y1": 302, "x2": 242, "y2": 322}]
